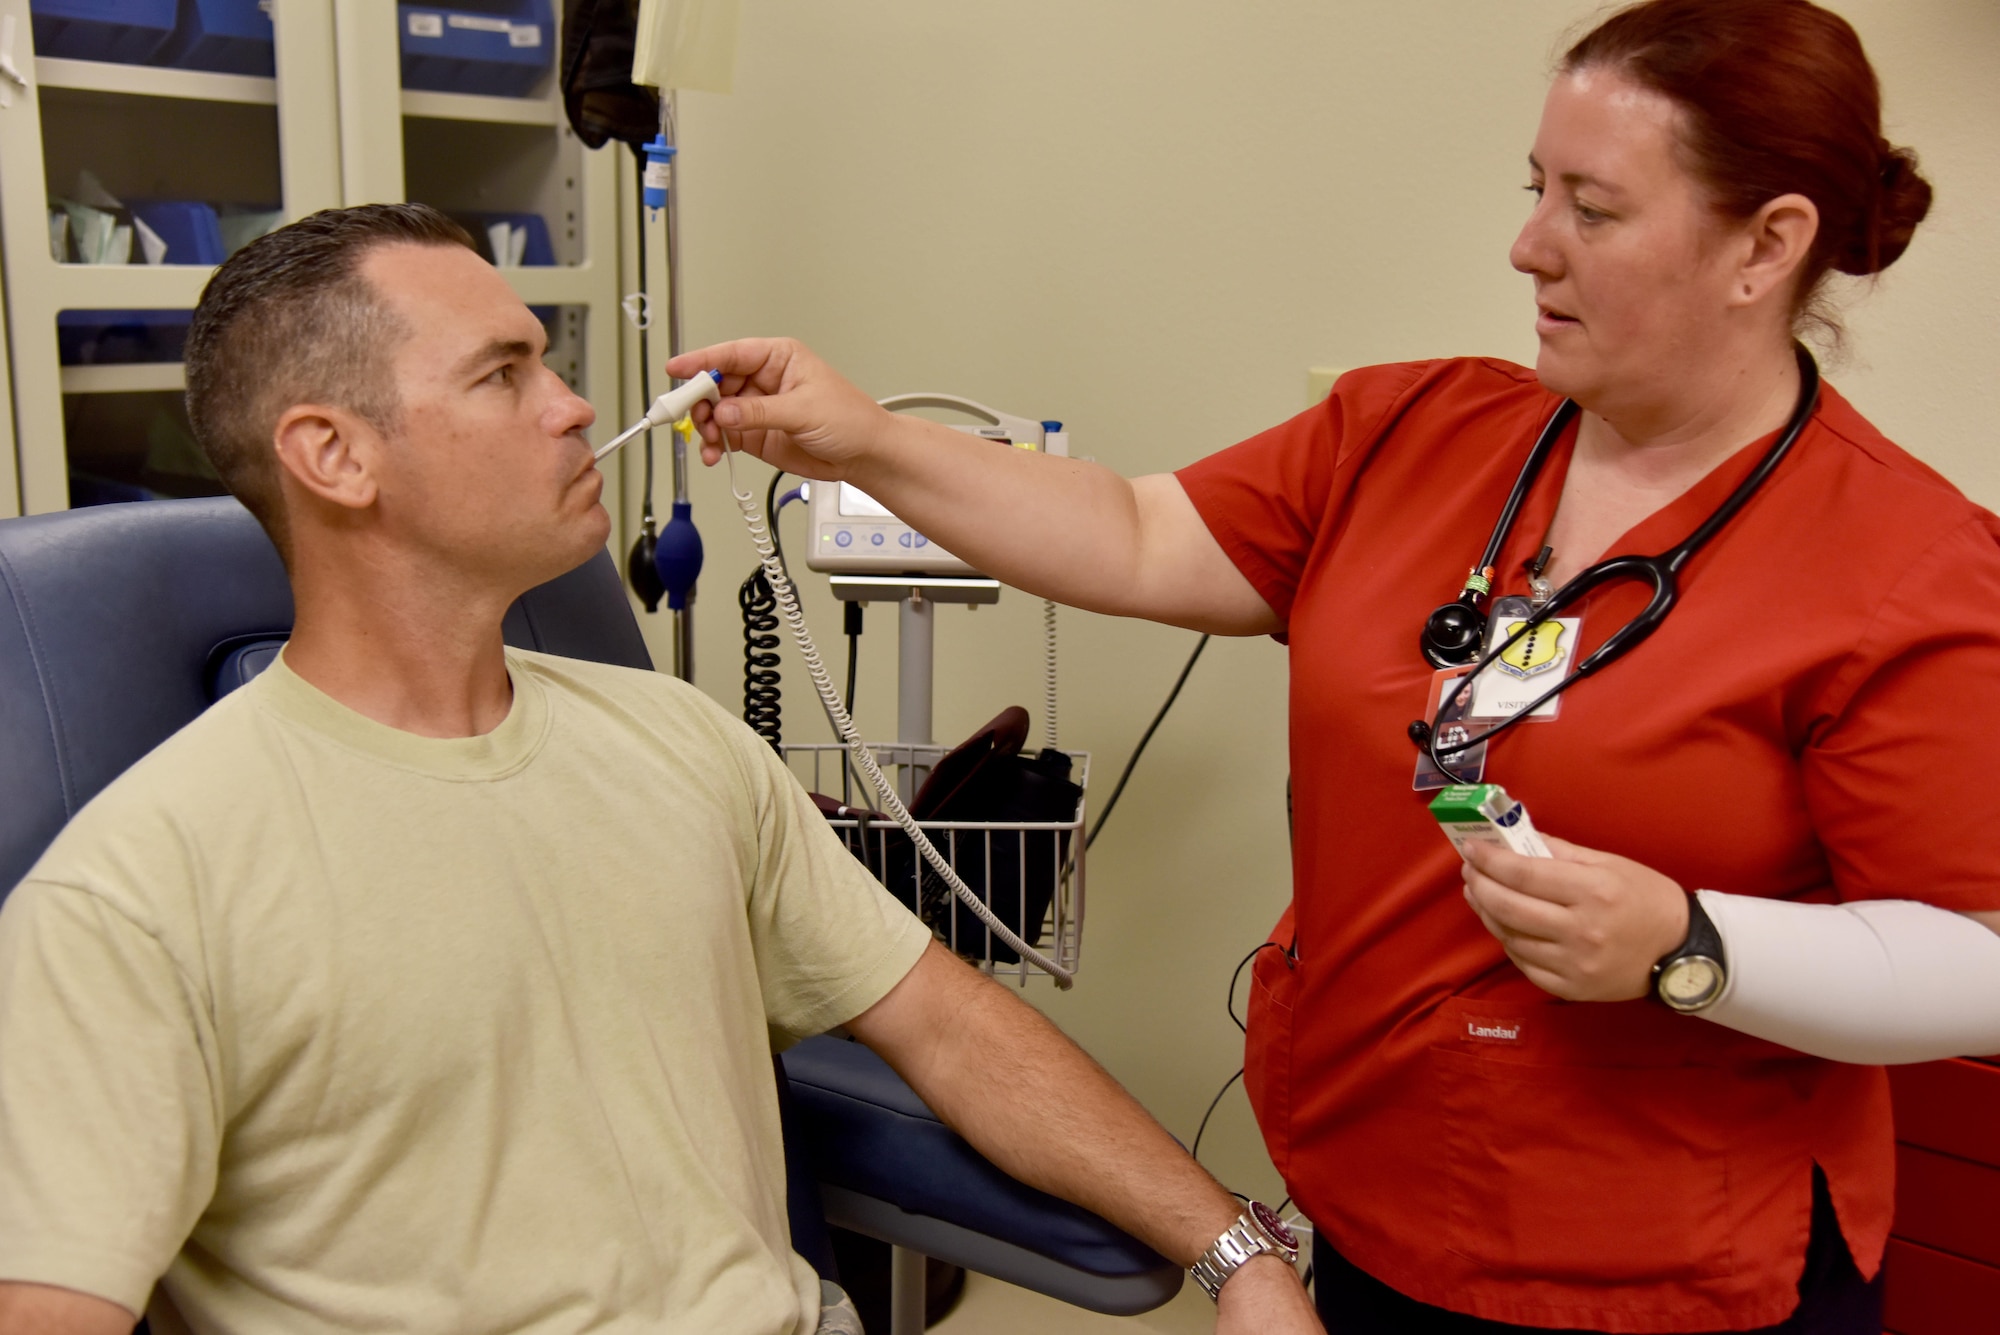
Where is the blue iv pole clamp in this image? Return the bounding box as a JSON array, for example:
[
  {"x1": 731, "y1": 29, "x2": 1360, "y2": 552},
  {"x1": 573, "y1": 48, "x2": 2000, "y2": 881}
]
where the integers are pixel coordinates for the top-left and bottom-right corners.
[{"x1": 642, "y1": 134, "x2": 675, "y2": 215}]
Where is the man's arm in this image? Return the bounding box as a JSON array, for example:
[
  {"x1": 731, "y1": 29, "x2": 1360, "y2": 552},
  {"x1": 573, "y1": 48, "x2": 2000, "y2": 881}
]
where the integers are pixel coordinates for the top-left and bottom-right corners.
[
  {"x1": 843, "y1": 942, "x2": 1320, "y2": 1332},
  {"x1": 0, "y1": 1282, "x2": 134, "y2": 1335},
  {"x1": 0, "y1": 885, "x2": 220, "y2": 1332}
]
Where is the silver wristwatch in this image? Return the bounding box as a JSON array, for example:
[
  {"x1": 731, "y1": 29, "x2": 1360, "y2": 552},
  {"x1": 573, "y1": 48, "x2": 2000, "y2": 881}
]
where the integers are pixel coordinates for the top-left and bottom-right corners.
[{"x1": 1188, "y1": 1201, "x2": 1300, "y2": 1301}]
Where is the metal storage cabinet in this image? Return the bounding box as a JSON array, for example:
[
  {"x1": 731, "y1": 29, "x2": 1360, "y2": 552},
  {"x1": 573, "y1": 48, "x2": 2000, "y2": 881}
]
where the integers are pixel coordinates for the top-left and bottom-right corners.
[
  {"x1": 1885, "y1": 1058, "x2": 2000, "y2": 1334},
  {"x1": 0, "y1": 0, "x2": 624, "y2": 531}
]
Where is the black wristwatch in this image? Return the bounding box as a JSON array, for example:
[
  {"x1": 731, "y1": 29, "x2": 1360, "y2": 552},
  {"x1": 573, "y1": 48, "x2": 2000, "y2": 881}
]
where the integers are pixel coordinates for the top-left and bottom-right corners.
[{"x1": 1652, "y1": 892, "x2": 1728, "y2": 1012}]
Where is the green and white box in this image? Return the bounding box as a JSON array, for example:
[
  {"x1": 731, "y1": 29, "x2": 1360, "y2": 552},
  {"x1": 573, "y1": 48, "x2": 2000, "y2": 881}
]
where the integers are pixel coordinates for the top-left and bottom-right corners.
[{"x1": 1427, "y1": 784, "x2": 1552, "y2": 859}]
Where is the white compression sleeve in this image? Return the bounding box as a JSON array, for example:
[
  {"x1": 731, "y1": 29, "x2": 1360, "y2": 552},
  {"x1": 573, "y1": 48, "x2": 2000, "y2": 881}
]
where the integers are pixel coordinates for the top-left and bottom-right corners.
[{"x1": 1696, "y1": 891, "x2": 2000, "y2": 1065}]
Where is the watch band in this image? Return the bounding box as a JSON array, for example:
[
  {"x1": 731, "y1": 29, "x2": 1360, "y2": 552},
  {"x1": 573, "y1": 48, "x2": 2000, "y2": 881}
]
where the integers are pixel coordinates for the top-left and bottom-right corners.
[
  {"x1": 1189, "y1": 1201, "x2": 1299, "y2": 1301},
  {"x1": 1653, "y1": 891, "x2": 1729, "y2": 1012}
]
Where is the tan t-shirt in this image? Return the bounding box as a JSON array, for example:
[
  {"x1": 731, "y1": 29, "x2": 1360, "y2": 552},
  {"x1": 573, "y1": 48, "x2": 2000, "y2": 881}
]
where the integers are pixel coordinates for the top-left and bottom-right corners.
[{"x1": 0, "y1": 649, "x2": 932, "y2": 1335}]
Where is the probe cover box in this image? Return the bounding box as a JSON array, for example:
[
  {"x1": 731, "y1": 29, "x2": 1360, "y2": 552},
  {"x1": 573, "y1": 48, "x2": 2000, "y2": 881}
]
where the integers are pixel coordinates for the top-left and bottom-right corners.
[{"x1": 1428, "y1": 784, "x2": 1552, "y2": 859}]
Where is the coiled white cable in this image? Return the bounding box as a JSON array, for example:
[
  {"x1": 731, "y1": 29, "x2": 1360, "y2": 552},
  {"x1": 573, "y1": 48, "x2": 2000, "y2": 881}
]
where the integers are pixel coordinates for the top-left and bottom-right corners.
[
  {"x1": 726, "y1": 450, "x2": 1076, "y2": 987},
  {"x1": 1042, "y1": 599, "x2": 1059, "y2": 753}
]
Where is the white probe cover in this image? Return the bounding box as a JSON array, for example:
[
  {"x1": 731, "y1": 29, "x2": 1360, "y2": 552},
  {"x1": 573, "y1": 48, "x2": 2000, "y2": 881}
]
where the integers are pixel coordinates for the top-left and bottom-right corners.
[
  {"x1": 1696, "y1": 890, "x2": 2000, "y2": 1064},
  {"x1": 643, "y1": 371, "x2": 723, "y2": 428}
]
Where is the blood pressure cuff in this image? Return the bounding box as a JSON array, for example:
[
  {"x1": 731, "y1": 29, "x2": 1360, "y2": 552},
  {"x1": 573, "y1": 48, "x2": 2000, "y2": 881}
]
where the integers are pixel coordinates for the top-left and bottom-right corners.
[
  {"x1": 560, "y1": 0, "x2": 659, "y2": 150},
  {"x1": 825, "y1": 708, "x2": 1080, "y2": 964}
]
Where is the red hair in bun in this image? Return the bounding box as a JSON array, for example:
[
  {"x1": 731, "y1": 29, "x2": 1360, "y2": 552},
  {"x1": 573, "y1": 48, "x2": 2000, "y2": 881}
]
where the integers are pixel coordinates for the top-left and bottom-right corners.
[{"x1": 1565, "y1": 0, "x2": 1932, "y2": 330}]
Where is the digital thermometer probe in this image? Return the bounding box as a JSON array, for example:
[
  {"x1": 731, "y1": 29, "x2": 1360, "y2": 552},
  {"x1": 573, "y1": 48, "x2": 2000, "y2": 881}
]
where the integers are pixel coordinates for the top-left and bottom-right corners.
[{"x1": 593, "y1": 370, "x2": 724, "y2": 462}]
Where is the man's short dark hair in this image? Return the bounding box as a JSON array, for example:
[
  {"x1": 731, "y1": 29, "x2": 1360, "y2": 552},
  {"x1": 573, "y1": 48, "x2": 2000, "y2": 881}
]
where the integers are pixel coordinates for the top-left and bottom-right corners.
[{"x1": 183, "y1": 203, "x2": 475, "y2": 557}]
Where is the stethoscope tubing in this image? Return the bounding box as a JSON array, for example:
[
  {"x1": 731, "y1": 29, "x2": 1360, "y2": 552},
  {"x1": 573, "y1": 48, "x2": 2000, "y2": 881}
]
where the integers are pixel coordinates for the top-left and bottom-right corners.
[{"x1": 1425, "y1": 344, "x2": 1822, "y2": 774}]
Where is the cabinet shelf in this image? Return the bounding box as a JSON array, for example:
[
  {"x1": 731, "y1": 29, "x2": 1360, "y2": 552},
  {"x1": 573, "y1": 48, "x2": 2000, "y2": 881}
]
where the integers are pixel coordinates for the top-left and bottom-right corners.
[
  {"x1": 61, "y1": 363, "x2": 186, "y2": 395},
  {"x1": 47, "y1": 265, "x2": 212, "y2": 308},
  {"x1": 35, "y1": 57, "x2": 276, "y2": 107},
  {"x1": 401, "y1": 88, "x2": 559, "y2": 127}
]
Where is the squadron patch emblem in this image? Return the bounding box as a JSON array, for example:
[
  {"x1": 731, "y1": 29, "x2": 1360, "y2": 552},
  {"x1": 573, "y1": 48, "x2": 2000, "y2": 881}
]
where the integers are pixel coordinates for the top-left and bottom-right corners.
[{"x1": 1494, "y1": 618, "x2": 1567, "y2": 680}]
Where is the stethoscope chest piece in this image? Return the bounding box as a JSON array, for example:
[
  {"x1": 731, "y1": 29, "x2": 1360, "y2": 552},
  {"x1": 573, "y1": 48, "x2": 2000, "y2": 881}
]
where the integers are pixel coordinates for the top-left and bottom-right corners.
[{"x1": 1421, "y1": 595, "x2": 1489, "y2": 669}]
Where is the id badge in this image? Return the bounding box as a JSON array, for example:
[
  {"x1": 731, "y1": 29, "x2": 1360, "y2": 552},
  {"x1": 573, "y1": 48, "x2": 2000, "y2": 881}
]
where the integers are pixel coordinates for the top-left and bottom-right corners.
[
  {"x1": 1413, "y1": 667, "x2": 1487, "y2": 791},
  {"x1": 1467, "y1": 596, "x2": 1583, "y2": 721}
]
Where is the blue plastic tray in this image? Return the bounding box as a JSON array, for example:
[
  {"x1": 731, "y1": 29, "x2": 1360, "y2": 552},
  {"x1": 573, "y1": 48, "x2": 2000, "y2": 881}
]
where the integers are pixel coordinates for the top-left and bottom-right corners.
[
  {"x1": 30, "y1": 0, "x2": 177, "y2": 64},
  {"x1": 399, "y1": 0, "x2": 552, "y2": 97},
  {"x1": 157, "y1": 0, "x2": 274, "y2": 76},
  {"x1": 57, "y1": 309, "x2": 192, "y2": 366},
  {"x1": 461, "y1": 210, "x2": 555, "y2": 266},
  {"x1": 128, "y1": 201, "x2": 226, "y2": 266}
]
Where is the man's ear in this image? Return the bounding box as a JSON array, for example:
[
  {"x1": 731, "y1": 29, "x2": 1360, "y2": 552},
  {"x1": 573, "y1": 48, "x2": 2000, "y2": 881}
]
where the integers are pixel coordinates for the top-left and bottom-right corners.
[
  {"x1": 272, "y1": 404, "x2": 381, "y2": 511},
  {"x1": 1730, "y1": 191, "x2": 1820, "y2": 312}
]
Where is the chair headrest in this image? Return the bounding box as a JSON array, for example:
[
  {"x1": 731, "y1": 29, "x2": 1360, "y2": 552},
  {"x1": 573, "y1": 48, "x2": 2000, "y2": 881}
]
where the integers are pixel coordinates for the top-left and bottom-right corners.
[{"x1": 0, "y1": 497, "x2": 652, "y2": 895}]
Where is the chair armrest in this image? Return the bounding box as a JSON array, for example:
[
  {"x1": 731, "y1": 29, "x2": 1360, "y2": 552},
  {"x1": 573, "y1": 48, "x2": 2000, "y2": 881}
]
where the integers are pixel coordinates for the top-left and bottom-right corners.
[{"x1": 781, "y1": 1035, "x2": 1183, "y2": 1315}]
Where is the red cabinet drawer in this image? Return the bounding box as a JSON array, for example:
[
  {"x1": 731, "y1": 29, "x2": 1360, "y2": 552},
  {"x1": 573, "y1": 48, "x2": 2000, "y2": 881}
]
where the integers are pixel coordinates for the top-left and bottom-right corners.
[
  {"x1": 1892, "y1": 1060, "x2": 2000, "y2": 1167},
  {"x1": 1895, "y1": 1144, "x2": 2000, "y2": 1269},
  {"x1": 1883, "y1": 1237, "x2": 2000, "y2": 1335}
]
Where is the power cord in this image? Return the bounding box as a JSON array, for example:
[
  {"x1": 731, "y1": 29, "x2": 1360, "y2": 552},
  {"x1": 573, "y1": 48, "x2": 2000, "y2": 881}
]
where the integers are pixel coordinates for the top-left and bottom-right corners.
[
  {"x1": 1190, "y1": 940, "x2": 1282, "y2": 1160},
  {"x1": 1192, "y1": 939, "x2": 1312, "y2": 1291},
  {"x1": 1085, "y1": 633, "x2": 1210, "y2": 850},
  {"x1": 844, "y1": 600, "x2": 864, "y2": 715},
  {"x1": 738, "y1": 471, "x2": 787, "y2": 750},
  {"x1": 842, "y1": 599, "x2": 863, "y2": 807},
  {"x1": 1189, "y1": 1068, "x2": 1243, "y2": 1167}
]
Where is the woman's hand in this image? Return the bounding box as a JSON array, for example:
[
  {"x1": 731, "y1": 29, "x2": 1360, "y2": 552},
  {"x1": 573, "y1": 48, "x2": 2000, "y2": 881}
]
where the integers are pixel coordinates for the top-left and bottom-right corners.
[
  {"x1": 665, "y1": 337, "x2": 899, "y2": 481},
  {"x1": 1460, "y1": 836, "x2": 1690, "y2": 1001}
]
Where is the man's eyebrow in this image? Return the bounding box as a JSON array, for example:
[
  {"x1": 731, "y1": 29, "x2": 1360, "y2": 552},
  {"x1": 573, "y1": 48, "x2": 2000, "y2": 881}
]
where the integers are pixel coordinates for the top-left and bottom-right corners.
[
  {"x1": 1527, "y1": 155, "x2": 1625, "y2": 196},
  {"x1": 452, "y1": 338, "x2": 540, "y2": 379}
]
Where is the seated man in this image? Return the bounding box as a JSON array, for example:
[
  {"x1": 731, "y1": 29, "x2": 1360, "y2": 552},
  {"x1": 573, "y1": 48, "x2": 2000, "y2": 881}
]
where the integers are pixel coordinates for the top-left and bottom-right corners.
[{"x1": 0, "y1": 205, "x2": 1318, "y2": 1335}]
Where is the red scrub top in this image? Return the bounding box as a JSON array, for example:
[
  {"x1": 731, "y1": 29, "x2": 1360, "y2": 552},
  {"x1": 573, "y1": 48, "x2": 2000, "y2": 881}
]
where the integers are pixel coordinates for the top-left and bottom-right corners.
[{"x1": 1177, "y1": 358, "x2": 2000, "y2": 1333}]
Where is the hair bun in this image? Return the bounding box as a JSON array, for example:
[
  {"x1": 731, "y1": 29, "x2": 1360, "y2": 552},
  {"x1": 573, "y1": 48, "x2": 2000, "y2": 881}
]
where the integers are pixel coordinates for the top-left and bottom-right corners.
[{"x1": 1837, "y1": 145, "x2": 1933, "y2": 275}]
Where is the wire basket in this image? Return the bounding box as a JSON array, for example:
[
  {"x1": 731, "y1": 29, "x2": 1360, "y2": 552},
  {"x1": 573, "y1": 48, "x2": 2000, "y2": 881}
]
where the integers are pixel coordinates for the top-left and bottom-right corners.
[{"x1": 782, "y1": 742, "x2": 1087, "y2": 983}]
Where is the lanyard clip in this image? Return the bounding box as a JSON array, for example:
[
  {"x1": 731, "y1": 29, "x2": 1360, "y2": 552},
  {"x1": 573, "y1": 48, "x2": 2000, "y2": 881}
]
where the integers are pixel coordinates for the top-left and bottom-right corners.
[{"x1": 1526, "y1": 545, "x2": 1555, "y2": 609}]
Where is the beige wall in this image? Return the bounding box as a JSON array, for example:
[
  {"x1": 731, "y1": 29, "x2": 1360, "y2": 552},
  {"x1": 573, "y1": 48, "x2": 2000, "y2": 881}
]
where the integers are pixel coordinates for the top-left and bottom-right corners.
[{"x1": 633, "y1": 1, "x2": 2000, "y2": 1207}]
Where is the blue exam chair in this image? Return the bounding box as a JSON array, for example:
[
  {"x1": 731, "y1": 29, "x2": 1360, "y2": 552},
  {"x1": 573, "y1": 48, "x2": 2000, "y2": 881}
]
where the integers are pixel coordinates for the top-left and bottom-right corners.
[{"x1": 0, "y1": 498, "x2": 1180, "y2": 1330}]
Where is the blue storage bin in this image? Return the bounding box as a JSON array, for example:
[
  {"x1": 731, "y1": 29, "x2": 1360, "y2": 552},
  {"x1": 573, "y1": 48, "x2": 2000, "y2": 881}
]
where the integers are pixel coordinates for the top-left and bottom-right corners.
[
  {"x1": 58, "y1": 309, "x2": 192, "y2": 366},
  {"x1": 128, "y1": 201, "x2": 226, "y2": 266},
  {"x1": 30, "y1": 0, "x2": 177, "y2": 65},
  {"x1": 461, "y1": 211, "x2": 555, "y2": 266},
  {"x1": 156, "y1": 0, "x2": 274, "y2": 76},
  {"x1": 399, "y1": 0, "x2": 552, "y2": 97}
]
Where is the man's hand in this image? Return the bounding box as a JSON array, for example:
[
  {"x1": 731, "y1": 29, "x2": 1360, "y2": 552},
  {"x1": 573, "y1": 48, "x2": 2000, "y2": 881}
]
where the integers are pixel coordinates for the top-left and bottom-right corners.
[
  {"x1": 665, "y1": 338, "x2": 901, "y2": 481},
  {"x1": 1460, "y1": 836, "x2": 1689, "y2": 1001},
  {"x1": 845, "y1": 943, "x2": 1321, "y2": 1332},
  {"x1": 1216, "y1": 1255, "x2": 1322, "y2": 1333},
  {"x1": 0, "y1": 1282, "x2": 134, "y2": 1335}
]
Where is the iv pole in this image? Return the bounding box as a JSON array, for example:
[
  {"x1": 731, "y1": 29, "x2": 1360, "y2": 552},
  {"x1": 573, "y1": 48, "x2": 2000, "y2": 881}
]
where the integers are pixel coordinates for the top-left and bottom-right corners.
[
  {"x1": 661, "y1": 93, "x2": 696, "y2": 679},
  {"x1": 639, "y1": 94, "x2": 704, "y2": 681}
]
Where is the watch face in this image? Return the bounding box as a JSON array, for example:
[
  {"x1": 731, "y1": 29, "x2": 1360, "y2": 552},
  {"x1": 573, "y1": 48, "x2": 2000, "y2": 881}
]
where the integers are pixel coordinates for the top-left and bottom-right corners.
[
  {"x1": 1659, "y1": 956, "x2": 1722, "y2": 1011},
  {"x1": 1249, "y1": 1201, "x2": 1297, "y2": 1250}
]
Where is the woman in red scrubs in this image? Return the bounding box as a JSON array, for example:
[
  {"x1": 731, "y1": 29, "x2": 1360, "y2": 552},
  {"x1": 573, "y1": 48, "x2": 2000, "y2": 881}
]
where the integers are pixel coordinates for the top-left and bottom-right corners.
[{"x1": 677, "y1": 1, "x2": 2000, "y2": 1330}]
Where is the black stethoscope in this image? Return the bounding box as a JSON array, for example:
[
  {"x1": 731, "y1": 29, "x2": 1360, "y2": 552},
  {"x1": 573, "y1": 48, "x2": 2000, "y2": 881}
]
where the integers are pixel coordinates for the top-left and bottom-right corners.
[{"x1": 1410, "y1": 343, "x2": 1821, "y2": 775}]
